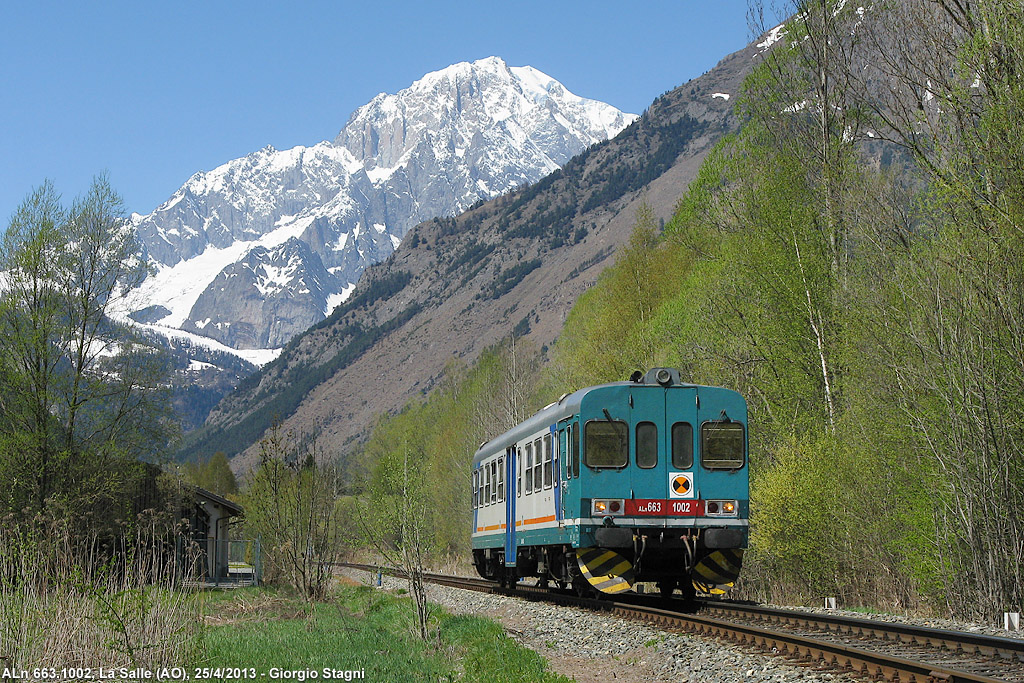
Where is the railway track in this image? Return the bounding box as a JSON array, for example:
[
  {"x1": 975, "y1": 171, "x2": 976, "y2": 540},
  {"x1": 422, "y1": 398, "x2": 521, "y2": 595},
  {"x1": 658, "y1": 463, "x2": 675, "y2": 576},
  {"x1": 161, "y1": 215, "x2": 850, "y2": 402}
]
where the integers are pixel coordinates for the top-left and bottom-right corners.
[{"x1": 336, "y1": 562, "x2": 1024, "y2": 682}]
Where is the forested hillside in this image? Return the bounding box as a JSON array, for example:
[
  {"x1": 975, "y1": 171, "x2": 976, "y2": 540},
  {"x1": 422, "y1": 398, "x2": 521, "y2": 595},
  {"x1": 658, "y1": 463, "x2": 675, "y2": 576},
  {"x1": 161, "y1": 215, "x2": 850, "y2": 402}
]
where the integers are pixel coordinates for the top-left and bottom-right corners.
[{"x1": 356, "y1": 1, "x2": 1024, "y2": 619}]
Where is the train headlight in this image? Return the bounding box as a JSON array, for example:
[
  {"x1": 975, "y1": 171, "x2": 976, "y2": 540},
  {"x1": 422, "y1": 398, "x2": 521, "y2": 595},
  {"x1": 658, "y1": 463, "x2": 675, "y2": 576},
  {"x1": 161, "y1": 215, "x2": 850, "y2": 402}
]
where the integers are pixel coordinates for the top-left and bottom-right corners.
[
  {"x1": 592, "y1": 499, "x2": 624, "y2": 516},
  {"x1": 706, "y1": 500, "x2": 738, "y2": 517}
]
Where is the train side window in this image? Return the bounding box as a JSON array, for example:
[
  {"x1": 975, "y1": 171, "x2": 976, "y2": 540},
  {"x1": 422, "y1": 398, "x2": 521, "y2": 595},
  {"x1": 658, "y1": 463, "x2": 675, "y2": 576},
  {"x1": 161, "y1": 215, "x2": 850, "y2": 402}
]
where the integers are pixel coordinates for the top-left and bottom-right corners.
[
  {"x1": 637, "y1": 422, "x2": 658, "y2": 468},
  {"x1": 473, "y1": 469, "x2": 479, "y2": 509},
  {"x1": 497, "y1": 456, "x2": 504, "y2": 502},
  {"x1": 484, "y1": 465, "x2": 491, "y2": 506},
  {"x1": 543, "y1": 433, "x2": 553, "y2": 489},
  {"x1": 571, "y1": 423, "x2": 580, "y2": 478},
  {"x1": 525, "y1": 443, "x2": 533, "y2": 494},
  {"x1": 517, "y1": 448, "x2": 522, "y2": 497},
  {"x1": 563, "y1": 426, "x2": 573, "y2": 479},
  {"x1": 534, "y1": 438, "x2": 543, "y2": 491},
  {"x1": 701, "y1": 421, "x2": 745, "y2": 469},
  {"x1": 672, "y1": 423, "x2": 694, "y2": 469},
  {"x1": 584, "y1": 420, "x2": 628, "y2": 468},
  {"x1": 491, "y1": 460, "x2": 498, "y2": 503},
  {"x1": 561, "y1": 430, "x2": 569, "y2": 479}
]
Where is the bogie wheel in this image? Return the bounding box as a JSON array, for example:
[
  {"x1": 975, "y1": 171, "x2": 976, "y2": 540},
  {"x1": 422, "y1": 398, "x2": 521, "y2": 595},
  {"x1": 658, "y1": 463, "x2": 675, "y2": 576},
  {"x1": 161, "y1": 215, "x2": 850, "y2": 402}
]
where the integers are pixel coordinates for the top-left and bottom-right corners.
[
  {"x1": 679, "y1": 579, "x2": 697, "y2": 603},
  {"x1": 658, "y1": 580, "x2": 676, "y2": 598}
]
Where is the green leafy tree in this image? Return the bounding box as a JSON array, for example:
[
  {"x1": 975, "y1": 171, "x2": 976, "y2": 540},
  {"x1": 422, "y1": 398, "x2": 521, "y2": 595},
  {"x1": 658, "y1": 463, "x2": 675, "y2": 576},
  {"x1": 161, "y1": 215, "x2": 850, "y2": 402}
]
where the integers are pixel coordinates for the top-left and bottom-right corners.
[
  {"x1": 183, "y1": 451, "x2": 238, "y2": 496},
  {"x1": 243, "y1": 424, "x2": 342, "y2": 601},
  {"x1": 0, "y1": 176, "x2": 173, "y2": 529}
]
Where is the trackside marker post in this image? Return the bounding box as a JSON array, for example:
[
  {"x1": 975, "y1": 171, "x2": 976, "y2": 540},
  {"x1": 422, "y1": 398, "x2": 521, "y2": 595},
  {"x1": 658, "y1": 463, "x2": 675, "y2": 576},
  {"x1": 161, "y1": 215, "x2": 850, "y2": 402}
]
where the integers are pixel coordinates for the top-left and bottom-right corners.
[{"x1": 1005, "y1": 612, "x2": 1020, "y2": 631}]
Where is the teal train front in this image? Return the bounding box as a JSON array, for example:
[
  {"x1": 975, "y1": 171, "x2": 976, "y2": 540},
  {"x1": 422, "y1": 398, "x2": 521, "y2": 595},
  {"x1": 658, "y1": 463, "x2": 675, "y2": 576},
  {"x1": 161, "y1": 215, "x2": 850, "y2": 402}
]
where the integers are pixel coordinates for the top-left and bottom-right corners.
[{"x1": 470, "y1": 368, "x2": 749, "y2": 598}]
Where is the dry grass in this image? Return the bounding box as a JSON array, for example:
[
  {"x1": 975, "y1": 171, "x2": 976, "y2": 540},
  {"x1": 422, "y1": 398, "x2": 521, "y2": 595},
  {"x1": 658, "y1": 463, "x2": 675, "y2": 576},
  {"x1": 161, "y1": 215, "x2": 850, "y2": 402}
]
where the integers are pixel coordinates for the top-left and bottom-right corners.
[
  {"x1": 202, "y1": 591, "x2": 306, "y2": 626},
  {"x1": 0, "y1": 516, "x2": 203, "y2": 669}
]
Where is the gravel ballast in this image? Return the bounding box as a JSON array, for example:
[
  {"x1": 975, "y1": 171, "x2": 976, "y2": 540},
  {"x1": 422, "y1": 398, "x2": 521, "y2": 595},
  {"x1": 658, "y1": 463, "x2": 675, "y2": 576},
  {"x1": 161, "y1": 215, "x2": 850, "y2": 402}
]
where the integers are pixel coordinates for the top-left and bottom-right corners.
[{"x1": 341, "y1": 569, "x2": 863, "y2": 683}]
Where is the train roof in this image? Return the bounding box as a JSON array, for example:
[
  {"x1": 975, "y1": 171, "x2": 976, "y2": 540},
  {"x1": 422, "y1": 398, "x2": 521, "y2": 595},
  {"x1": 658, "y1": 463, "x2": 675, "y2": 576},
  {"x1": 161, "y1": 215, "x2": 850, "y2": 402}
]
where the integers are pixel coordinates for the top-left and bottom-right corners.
[{"x1": 470, "y1": 369, "x2": 741, "y2": 467}]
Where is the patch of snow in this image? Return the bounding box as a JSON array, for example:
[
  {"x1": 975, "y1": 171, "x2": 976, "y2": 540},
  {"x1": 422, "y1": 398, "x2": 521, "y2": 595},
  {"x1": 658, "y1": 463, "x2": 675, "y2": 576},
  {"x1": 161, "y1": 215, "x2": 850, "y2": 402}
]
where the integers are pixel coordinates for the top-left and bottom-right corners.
[
  {"x1": 93, "y1": 340, "x2": 122, "y2": 359},
  {"x1": 366, "y1": 164, "x2": 401, "y2": 183},
  {"x1": 390, "y1": 234, "x2": 401, "y2": 250},
  {"x1": 189, "y1": 359, "x2": 216, "y2": 372},
  {"x1": 333, "y1": 232, "x2": 349, "y2": 251},
  {"x1": 255, "y1": 262, "x2": 298, "y2": 296},
  {"x1": 130, "y1": 320, "x2": 281, "y2": 366},
  {"x1": 373, "y1": 223, "x2": 387, "y2": 234},
  {"x1": 758, "y1": 24, "x2": 787, "y2": 51},
  {"x1": 117, "y1": 211, "x2": 318, "y2": 330},
  {"x1": 711, "y1": 93, "x2": 731, "y2": 100},
  {"x1": 324, "y1": 283, "x2": 357, "y2": 315},
  {"x1": 158, "y1": 192, "x2": 184, "y2": 213}
]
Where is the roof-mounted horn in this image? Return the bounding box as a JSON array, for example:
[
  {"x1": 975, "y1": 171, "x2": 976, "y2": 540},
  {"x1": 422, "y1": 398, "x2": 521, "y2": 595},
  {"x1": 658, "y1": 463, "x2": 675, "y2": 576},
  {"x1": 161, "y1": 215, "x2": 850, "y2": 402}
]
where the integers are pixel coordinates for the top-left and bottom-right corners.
[{"x1": 643, "y1": 367, "x2": 681, "y2": 386}]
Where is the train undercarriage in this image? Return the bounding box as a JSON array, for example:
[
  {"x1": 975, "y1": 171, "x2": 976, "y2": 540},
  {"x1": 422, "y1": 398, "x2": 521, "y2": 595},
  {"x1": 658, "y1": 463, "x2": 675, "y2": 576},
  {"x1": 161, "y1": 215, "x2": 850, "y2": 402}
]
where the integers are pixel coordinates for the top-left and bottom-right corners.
[{"x1": 473, "y1": 528, "x2": 743, "y2": 600}]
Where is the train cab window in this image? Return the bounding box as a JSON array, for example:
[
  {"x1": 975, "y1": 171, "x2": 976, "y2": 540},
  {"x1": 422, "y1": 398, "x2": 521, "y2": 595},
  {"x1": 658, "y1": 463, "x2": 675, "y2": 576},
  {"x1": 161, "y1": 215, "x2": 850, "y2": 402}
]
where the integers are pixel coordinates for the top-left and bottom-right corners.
[
  {"x1": 571, "y1": 423, "x2": 580, "y2": 478},
  {"x1": 584, "y1": 420, "x2": 628, "y2": 468},
  {"x1": 472, "y1": 470, "x2": 479, "y2": 509},
  {"x1": 636, "y1": 422, "x2": 658, "y2": 468},
  {"x1": 543, "y1": 434, "x2": 553, "y2": 489},
  {"x1": 533, "y1": 438, "x2": 543, "y2": 491},
  {"x1": 672, "y1": 423, "x2": 694, "y2": 469},
  {"x1": 497, "y1": 456, "x2": 504, "y2": 502},
  {"x1": 701, "y1": 421, "x2": 745, "y2": 469}
]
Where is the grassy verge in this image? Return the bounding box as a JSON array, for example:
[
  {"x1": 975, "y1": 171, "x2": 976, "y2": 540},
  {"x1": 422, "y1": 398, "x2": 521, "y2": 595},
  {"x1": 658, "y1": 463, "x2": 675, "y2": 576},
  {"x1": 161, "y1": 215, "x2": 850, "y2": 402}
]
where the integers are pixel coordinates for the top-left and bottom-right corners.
[{"x1": 199, "y1": 584, "x2": 570, "y2": 682}]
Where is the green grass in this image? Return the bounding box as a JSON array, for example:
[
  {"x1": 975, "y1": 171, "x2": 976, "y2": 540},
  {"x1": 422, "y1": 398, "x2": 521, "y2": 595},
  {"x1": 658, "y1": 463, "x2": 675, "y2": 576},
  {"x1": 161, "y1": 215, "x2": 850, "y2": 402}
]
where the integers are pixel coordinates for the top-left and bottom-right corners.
[{"x1": 198, "y1": 585, "x2": 571, "y2": 682}]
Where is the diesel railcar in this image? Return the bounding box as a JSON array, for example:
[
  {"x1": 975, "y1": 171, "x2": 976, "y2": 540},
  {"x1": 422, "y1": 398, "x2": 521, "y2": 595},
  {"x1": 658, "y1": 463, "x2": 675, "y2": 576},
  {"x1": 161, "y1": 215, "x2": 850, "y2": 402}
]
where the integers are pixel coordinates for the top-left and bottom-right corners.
[{"x1": 471, "y1": 368, "x2": 748, "y2": 598}]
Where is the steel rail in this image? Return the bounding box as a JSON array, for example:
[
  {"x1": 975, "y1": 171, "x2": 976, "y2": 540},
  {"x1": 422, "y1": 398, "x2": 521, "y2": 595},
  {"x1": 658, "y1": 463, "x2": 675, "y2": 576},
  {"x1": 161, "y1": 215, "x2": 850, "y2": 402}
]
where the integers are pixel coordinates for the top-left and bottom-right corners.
[
  {"x1": 696, "y1": 601, "x2": 1024, "y2": 662},
  {"x1": 334, "y1": 563, "x2": 1018, "y2": 682}
]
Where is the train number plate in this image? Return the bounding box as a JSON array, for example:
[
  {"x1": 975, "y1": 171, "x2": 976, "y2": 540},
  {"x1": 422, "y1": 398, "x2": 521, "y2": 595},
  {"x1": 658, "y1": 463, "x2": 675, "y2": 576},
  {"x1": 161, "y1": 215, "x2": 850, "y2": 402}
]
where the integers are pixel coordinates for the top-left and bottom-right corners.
[{"x1": 625, "y1": 499, "x2": 704, "y2": 516}]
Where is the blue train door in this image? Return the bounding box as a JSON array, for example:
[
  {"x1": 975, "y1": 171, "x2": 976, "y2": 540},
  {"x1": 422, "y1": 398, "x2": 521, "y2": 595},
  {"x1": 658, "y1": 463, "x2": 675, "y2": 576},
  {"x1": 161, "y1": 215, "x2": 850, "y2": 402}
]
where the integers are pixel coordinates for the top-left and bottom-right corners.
[
  {"x1": 631, "y1": 385, "x2": 700, "y2": 501},
  {"x1": 665, "y1": 386, "x2": 700, "y2": 499},
  {"x1": 629, "y1": 385, "x2": 666, "y2": 500},
  {"x1": 504, "y1": 446, "x2": 517, "y2": 566},
  {"x1": 557, "y1": 425, "x2": 568, "y2": 522},
  {"x1": 551, "y1": 424, "x2": 562, "y2": 525}
]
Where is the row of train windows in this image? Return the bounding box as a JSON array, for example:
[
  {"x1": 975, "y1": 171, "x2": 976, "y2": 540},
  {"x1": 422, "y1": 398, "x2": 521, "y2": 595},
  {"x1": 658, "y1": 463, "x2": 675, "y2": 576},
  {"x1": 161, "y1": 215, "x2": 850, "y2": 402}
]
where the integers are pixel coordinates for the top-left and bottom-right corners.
[
  {"x1": 472, "y1": 458, "x2": 504, "y2": 510},
  {"x1": 471, "y1": 434, "x2": 554, "y2": 510},
  {"x1": 585, "y1": 420, "x2": 745, "y2": 470}
]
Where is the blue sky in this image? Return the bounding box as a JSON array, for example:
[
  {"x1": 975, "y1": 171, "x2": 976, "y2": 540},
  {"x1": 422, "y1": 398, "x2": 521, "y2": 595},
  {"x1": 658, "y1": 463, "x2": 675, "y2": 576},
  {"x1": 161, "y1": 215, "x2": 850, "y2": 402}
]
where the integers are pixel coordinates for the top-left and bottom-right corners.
[{"x1": 1, "y1": 1, "x2": 767, "y2": 222}]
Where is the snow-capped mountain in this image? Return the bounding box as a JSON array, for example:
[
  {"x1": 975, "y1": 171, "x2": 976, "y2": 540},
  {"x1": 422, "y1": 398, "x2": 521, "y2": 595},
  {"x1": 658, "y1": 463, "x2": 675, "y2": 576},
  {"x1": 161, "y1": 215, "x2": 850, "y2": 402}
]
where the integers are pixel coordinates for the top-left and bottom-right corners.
[{"x1": 124, "y1": 57, "x2": 636, "y2": 351}]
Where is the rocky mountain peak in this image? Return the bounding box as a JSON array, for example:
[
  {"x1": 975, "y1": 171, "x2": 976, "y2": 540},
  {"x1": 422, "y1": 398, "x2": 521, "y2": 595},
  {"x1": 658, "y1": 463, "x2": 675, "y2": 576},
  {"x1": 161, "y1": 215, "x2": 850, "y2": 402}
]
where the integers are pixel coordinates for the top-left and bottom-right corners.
[{"x1": 123, "y1": 57, "x2": 636, "y2": 353}]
